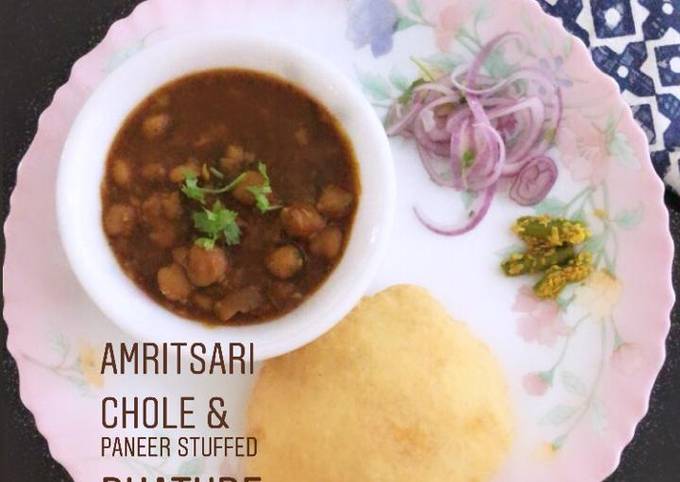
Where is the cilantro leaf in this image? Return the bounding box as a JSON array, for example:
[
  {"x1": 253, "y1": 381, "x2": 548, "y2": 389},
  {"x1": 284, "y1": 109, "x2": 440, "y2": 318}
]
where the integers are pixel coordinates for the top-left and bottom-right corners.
[
  {"x1": 195, "y1": 237, "x2": 217, "y2": 250},
  {"x1": 222, "y1": 172, "x2": 247, "y2": 192},
  {"x1": 181, "y1": 172, "x2": 206, "y2": 203},
  {"x1": 223, "y1": 222, "x2": 241, "y2": 246},
  {"x1": 247, "y1": 185, "x2": 272, "y2": 213},
  {"x1": 193, "y1": 201, "x2": 238, "y2": 234},
  {"x1": 398, "y1": 78, "x2": 426, "y2": 104},
  {"x1": 410, "y1": 56, "x2": 436, "y2": 81},
  {"x1": 209, "y1": 166, "x2": 224, "y2": 179},
  {"x1": 257, "y1": 161, "x2": 269, "y2": 183},
  {"x1": 461, "y1": 149, "x2": 476, "y2": 169},
  {"x1": 192, "y1": 201, "x2": 241, "y2": 247},
  {"x1": 247, "y1": 162, "x2": 281, "y2": 214},
  {"x1": 396, "y1": 57, "x2": 442, "y2": 105},
  {"x1": 181, "y1": 171, "x2": 246, "y2": 205}
]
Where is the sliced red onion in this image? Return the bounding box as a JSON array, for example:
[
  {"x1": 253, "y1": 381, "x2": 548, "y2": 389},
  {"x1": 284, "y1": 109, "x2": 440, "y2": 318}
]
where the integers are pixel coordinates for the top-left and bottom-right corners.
[
  {"x1": 488, "y1": 97, "x2": 545, "y2": 170},
  {"x1": 528, "y1": 85, "x2": 563, "y2": 155},
  {"x1": 386, "y1": 101, "x2": 423, "y2": 136},
  {"x1": 451, "y1": 68, "x2": 532, "y2": 97},
  {"x1": 465, "y1": 123, "x2": 506, "y2": 190},
  {"x1": 509, "y1": 155, "x2": 558, "y2": 206},
  {"x1": 416, "y1": 143, "x2": 456, "y2": 188},
  {"x1": 464, "y1": 32, "x2": 525, "y2": 87},
  {"x1": 386, "y1": 32, "x2": 563, "y2": 236},
  {"x1": 447, "y1": 117, "x2": 505, "y2": 191},
  {"x1": 464, "y1": 32, "x2": 525, "y2": 121},
  {"x1": 445, "y1": 106, "x2": 473, "y2": 132},
  {"x1": 413, "y1": 82, "x2": 459, "y2": 98},
  {"x1": 413, "y1": 100, "x2": 456, "y2": 157},
  {"x1": 414, "y1": 185, "x2": 496, "y2": 236},
  {"x1": 448, "y1": 118, "x2": 473, "y2": 189},
  {"x1": 421, "y1": 108, "x2": 436, "y2": 132},
  {"x1": 413, "y1": 114, "x2": 450, "y2": 157}
]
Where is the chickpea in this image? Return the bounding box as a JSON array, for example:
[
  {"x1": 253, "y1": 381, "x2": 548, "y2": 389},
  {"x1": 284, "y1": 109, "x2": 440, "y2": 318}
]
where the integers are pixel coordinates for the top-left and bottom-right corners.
[
  {"x1": 172, "y1": 246, "x2": 189, "y2": 267},
  {"x1": 186, "y1": 245, "x2": 229, "y2": 287},
  {"x1": 193, "y1": 124, "x2": 228, "y2": 148},
  {"x1": 141, "y1": 163, "x2": 167, "y2": 181},
  {"x1": 161, "y1": 192, "x2": 182, "y2": 220},
  {"x1": 266, "y1": 245, "x2": 304, "y2": 279},
  {"x1": 142, "y1": 113, "x2": 171, "y2": 139},
  {"x1": 220, "y1": 156, "x2": 243, "y2": 177},
  {"x1": 148, "y1": 222, "x2": 177, "y2": 248},
  {"x1": 201, "y1": 163, "x2": 212, "y2": 182},
  {"x1": 142, "y1": 194, "x2": 163, "y2": 223},
  {"x1": 192, "y1": 293, "x2": 214, "y2": 312},
  {"x1": 169, "y1": 160, "x2": 200, "y2": 183},
  {"x1": 214, "y1": 286, "x2": 263, "y2": 322},
  {"x1": 294, "y1": 127, "x2": 309, "y2": 146},
  {"x1": 142, "y1": 192, "x2": 182, "y2": 224},
  {"x1": 226, "y1": 144, "x2": 245, "y2": 162},
  {"x1": 316, "y1": 185, "x2": 353, "y2": 219},
  {"x1": 157, "y1": 264, "x2": 192, "y2": 302},
  {"x1": 309, "y1": 226, "x2": 343, "y2": 260},
  {"x1": 104, "y1": 204, "x2": 136, "y2": 237},
  {"x1": 218, "y1": 145, "x2": 245, "y2": 175},
  {"x1": 280, "y1": 203, "x2": 326, "y2": 239},
  {"x1": 112, "y1": 159, "x2": 132, "y2": 188},
  {"x1": 232, "y1": 170, "x2": 265, "y2": 206},
  {"x1": 268, "y1": 281, "x2": 302, "y2": 308},
  {"x1": 222, "y1": 267, "x2": 246, "y2": 290}
]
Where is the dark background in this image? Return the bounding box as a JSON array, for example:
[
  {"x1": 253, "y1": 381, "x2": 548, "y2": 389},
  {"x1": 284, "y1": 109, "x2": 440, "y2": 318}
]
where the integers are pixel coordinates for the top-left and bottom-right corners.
[{"x1": 1, "y1": 1, "x2": 679, "y2": 480}]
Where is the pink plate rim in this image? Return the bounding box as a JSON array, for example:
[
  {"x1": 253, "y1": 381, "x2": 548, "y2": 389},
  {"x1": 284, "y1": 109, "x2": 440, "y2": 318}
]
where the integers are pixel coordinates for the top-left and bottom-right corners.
[{"x1": 2, "y1": 0, "x2": 675, "y2": 480}]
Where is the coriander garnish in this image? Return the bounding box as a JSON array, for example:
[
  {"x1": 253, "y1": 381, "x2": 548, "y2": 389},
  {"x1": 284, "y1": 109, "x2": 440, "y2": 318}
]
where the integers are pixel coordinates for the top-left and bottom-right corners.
[
  {"x1": 180, "y1": 162, "x2": 279, "y2": 248},
  {"x1": 247, "y1": 162, "x2": 281, "y2": 214},
  {"x1": 398, "y1": 78, "x2": 427, "y2": 104},
  {"x1": 461, "y1": 149, "x2": 476, "y2": 169},
  {"x1": 181, "y1": 171, "x2": 246, "y2": 204},
  {"x1": 192, "y1": 200, "x2": 241, "y2": 248},
  {"x1": 410, "y1": 56, "x2": 436, "y2": 82},
  {"x1": 209, "y1": 166, "x2": 225, "y2": 179}
]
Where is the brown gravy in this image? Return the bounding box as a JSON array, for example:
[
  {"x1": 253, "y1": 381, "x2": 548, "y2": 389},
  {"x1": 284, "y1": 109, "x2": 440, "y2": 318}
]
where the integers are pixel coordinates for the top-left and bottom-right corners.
[{"x1": 101, "y1": 69, "x2": 359, "y2": 324}]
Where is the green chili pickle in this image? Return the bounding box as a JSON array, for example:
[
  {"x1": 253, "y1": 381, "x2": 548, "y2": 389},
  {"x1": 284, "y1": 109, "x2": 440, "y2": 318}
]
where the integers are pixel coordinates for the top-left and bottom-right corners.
[
  {"x1": 512, "y1": 215, "x2": 590, "y2": 248},
  {"x1": 501, "y1": 245, "x2": 575, "y2": 276},
  {"x1": 533, "y1": 252, "x2": 594, "y2": 299}
]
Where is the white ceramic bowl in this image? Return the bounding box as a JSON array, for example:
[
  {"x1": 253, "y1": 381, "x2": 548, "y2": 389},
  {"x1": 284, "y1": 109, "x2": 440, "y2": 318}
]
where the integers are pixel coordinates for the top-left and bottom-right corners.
[{"x1": 57, "y1": 32, "x2": 395, "y2": 360}]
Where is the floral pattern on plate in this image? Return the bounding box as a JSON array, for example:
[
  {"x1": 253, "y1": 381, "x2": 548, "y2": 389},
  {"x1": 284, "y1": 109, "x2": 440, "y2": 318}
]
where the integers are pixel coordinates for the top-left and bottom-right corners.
[{"x1": 3, "y1": 1, "x2": 673, "y2": 481}]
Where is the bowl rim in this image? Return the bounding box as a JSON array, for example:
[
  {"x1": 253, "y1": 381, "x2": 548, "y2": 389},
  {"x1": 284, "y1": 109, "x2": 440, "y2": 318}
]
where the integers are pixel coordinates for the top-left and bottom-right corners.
[{"x1": 56, "y1": 31, "x2": 396, "y2": 360}]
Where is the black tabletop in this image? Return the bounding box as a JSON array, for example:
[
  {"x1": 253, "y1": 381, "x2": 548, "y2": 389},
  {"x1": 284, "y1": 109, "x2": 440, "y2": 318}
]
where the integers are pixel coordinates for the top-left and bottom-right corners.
[{"x1": 1, "y1": 1, "x2": 679, "y2": 481}]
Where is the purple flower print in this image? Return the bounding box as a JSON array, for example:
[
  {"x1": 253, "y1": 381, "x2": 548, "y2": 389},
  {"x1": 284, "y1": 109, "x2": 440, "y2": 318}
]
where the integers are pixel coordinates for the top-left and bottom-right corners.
[{"x1": 347, "y1": 0, "x2": 398, "y2": 57}]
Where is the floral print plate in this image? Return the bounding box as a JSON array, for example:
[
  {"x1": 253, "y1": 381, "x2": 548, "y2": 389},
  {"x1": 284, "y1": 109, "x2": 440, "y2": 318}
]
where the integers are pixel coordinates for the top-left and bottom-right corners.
[{"x1": 3, "y1": 0, "x2": 674, "y2": 481}]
